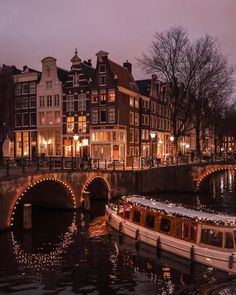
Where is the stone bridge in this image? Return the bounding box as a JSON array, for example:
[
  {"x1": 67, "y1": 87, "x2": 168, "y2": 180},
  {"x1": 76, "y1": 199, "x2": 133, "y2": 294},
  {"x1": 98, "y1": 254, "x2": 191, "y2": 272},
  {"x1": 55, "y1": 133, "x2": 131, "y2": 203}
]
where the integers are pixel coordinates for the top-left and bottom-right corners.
[{"x1": 0, "y1": 161, "x2": 235, "y2": 231}]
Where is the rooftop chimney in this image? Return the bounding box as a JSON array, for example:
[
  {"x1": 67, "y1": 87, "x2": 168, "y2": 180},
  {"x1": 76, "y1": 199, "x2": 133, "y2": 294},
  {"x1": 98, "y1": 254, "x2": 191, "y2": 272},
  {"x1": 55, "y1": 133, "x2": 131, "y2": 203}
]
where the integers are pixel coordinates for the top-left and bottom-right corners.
[{"x1": 123, "y1": 60, "x2": 132, "y2": 74}]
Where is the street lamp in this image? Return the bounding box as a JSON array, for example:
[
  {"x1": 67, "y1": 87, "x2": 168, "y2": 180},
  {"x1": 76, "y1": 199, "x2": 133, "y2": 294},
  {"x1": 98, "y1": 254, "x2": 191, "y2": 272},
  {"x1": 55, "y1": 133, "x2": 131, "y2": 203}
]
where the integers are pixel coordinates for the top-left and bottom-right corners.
[
  {"x1": 170, "y1": 135, "x2": 174, "y2": 143},
  {"x1": 73, "y1": 134, "x2": 79, "y2": 157},
  {"x1": 150, "y1": 131, "x2": 157, "y2": 167}
]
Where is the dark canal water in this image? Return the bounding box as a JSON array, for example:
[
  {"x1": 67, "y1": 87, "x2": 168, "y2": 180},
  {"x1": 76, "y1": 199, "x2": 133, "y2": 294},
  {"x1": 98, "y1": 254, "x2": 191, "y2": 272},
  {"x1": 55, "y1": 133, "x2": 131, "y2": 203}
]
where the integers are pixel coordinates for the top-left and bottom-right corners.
[{"x1": 0, "y1": 170, "x2": 236, "y2": 294}]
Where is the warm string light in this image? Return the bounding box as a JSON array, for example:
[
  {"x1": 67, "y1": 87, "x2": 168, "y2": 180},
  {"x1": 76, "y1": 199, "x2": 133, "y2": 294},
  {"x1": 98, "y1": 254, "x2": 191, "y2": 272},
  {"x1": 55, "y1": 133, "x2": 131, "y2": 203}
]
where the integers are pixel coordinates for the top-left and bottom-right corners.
[
  {"x1": 121, "y1": 195, "x2": 236, "y2": 227},
  {"x1": 196, "y1": 165, "x2": 236, "y2": 190},
  {"x1": 81, "y1": 175, "x2": 111, "y2": 202},
  {"x1": 10, "y1": 177, "x2": 77, "y2": 226}
]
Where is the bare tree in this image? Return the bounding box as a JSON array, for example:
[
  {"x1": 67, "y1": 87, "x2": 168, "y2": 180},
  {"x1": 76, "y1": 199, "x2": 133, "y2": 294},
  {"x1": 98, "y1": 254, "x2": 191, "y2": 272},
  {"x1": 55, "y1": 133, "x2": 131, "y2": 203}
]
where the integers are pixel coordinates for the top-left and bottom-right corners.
[
  {"x1": 138, "y1": 26, "x2": 234, "y2": 159},
  {"x1": 138, "y1": 26, "x2": 203, "y2": 159},
  {"x1": 188, "y1": 35, "x2": 234, "y2": 157}
]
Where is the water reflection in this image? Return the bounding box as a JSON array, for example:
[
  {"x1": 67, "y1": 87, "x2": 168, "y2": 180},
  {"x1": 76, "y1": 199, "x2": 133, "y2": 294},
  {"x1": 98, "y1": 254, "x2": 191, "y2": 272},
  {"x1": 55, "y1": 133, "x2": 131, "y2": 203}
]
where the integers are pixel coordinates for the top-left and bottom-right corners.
[{"x1": 0, "y1": 170, "x2": 235, "y2": 294}]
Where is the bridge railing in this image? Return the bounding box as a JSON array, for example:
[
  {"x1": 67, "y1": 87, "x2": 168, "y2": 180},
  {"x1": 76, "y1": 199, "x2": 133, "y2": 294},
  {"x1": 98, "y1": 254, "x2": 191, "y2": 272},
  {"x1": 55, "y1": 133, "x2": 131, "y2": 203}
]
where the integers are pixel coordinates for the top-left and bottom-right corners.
[{"x1": 0, "y1": 156, "x2": 235, "y2": 178}]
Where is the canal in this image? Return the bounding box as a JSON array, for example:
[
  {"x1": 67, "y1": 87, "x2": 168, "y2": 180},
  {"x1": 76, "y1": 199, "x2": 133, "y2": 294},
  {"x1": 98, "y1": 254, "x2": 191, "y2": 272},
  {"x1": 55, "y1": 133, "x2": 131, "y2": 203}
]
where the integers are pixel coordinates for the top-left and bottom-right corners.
[{"x1": 0, "y1": 170, "x2": 236, "y2": 294}]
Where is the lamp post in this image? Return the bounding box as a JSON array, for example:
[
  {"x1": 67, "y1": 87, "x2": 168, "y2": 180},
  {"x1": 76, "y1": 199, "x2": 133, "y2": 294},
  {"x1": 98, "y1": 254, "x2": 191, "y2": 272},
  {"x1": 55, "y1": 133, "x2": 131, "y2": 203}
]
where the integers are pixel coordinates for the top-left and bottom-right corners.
[
  {"x1": 73, "y1": 134, "x2": 79, "y2": 157},
  {"x1": 150, "y1": 131, "x2": 156, "y2": 167}
]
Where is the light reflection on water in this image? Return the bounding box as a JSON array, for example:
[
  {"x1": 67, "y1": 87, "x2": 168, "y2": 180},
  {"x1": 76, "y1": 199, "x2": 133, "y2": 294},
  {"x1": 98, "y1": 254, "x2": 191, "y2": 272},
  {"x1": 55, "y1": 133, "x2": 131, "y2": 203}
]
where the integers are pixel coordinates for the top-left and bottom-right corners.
[{"x1": 0, "y1": 171, "x2": 235, "y2": 294}]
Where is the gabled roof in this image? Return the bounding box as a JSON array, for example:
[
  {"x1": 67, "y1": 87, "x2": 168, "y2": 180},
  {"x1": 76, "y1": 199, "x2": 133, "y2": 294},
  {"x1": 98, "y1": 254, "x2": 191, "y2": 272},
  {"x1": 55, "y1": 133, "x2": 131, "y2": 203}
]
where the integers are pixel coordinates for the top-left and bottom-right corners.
[
  {"x1": 80, "y1": 62, "x2": 95, "y2": 79},
  {"x1": 108, "y1": 59, "x2": 139, "y2": 93},
  {"x1": 136, "y1": 79, "x2": 151, "y2": 97}
]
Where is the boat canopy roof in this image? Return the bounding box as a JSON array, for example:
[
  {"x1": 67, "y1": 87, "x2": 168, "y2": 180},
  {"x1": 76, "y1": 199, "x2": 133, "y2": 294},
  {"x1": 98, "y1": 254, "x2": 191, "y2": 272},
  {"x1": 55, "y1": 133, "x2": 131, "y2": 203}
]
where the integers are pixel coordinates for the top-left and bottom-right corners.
[{"x1": 123, "y1": 195, "x2": 236, "y2": 227}]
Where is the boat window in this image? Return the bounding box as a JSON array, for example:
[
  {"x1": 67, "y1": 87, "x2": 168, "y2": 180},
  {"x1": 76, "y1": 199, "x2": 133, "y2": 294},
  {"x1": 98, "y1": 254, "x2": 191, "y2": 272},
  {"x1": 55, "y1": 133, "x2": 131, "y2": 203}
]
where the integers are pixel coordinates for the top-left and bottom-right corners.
[
  {"x1": 182, "y1": 223, "x2": 189, "y2": 240},
  {"x1": 146, "y1": 214, "x2": 155, "y2": 229},
  {"x1": 176, "y1": 221, "x2": 182, "y2": 238},
  {"x1": 201, "y1": 229, "x2": 223, "y2": 247},
  {"x1": 125, "y1": 210, "x2": 130, "y2": 219},
  {"x1": 160, "y1": 218, "x2": 171, "y2": 233},
  {"x1": 190, "y1": 224, "x2": 197, "y2": 242},
  {"x1": 133, "y1": 210, "x2": 140, "y2": 223},
  {"x1": 225, "y1": 232, "x2": 234, "y2": 249}
]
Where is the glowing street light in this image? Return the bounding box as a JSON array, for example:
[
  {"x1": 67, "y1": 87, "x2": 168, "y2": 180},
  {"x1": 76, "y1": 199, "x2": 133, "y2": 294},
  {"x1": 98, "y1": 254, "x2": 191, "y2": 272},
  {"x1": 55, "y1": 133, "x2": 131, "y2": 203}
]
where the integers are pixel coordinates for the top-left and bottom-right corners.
[
  {"x1": 170, "y1": 135, "x2": 174, "y2": 142},
  {"x1": 150, "y1": 131, "x2": 157, "y2": 167}
]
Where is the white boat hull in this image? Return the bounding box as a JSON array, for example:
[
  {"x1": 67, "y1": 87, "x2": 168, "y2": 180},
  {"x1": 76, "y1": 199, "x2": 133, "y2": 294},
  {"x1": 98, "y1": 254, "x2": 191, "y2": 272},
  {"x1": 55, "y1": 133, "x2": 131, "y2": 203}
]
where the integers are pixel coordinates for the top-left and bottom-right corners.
[{"x1": 106, "y1": 206, "x2": 236, "y2": 274}]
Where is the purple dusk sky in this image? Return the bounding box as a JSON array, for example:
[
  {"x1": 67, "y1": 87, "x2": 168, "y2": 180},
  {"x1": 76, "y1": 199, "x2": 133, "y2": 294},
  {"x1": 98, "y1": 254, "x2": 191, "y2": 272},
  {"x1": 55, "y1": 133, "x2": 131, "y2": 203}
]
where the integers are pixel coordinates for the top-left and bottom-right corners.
[{"x1": 0, "y1": 0, "x2": 236, "y2": 85}]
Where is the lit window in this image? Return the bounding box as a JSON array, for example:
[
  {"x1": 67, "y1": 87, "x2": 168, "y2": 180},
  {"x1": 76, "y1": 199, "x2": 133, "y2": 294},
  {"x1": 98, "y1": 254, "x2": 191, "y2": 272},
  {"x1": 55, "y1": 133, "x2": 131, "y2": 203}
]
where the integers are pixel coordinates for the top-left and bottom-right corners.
[
  {"x1": 78, "y1": 116, "x2": 87, "y2": 133},
  {"x1": 130, "y1": 97, "x2": 134, "y2": 107},
  {"x1": 108, "y1": 89, "x2": 115, "y2": 102},
  {"x1": 135, "y1": 97, "x2": 139, "y2": 108},
  {"x1": 66, "y1": 116, "x2": 74, "y2": 133},
  {"x1": 39, "y1": 112, "x2": 45, "y2": 125},
  {"x1": 46, "y1": 111, "x2": 53, "y2": 125},
  {"x1": 130, "y1": 128, "x2": 134, "y2": 143},
  {"x1": 100, "y1": 89, "x2": 106, "y2": 104},
  {"x1": 55, "y1": 111, "x2": 60, "y2": 124},
  {"x1": 91, "y1": 90, "x2": 98, "y2": 103},
  {"x1": 134, "y1": 113, "x2": 139, "y2": 126}
]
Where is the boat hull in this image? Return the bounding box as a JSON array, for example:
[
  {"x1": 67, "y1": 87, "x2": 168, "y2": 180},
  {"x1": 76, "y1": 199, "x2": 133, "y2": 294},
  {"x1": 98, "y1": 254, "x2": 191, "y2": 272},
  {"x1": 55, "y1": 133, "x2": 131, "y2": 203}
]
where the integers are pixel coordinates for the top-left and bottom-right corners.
[{"x1": 106, "y1": 206, "x2": 236, "y2": 274}]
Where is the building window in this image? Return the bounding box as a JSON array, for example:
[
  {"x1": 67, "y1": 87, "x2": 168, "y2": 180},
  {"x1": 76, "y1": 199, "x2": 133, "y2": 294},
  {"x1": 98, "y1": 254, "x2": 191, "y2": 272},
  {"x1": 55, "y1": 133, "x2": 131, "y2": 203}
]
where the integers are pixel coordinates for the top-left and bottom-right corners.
[
  {"x1": 23, "y1": 131, "x2": 29, "y2": 157},
  {"x1": 130, "y1": 147, "x2": 134, "y2": 156},
  {"x1": 29, "y1": 97, "x2": 36, "y2": 108},
  {"x1": 108, "y1": 89, "x2": 115, "y2": 102},
  {"x1": 46, "y1": 111, "x2": 53, "y2": 125},
  {"x1": 141, "y1": 129, "x2": 145, "y2": 140},
  {"x1": 66, "y1": 94, "x2": 74, "y2": 111},
  {"x1": 135, "y1": 129, "x2": 139, "y2": 143},
  {"x1": 47, "y1": 95, "x2": 52, "y2": 107},
  {"x1": 39, "y1": 112, "x2": 45, "y2": 125},
  {"x1": 129, "y1": 112, "x2": 134, "y2": 125},
  {"x1": 54, "y1": 95, "x2": 60, "y2": 107},
  {"x1": 22, "y1": 83, "x2": 28, "y2": 95},
  {"x1": 55, "y1": 111, "x2": 60, "y2": 124},
  {"x1": 30, "y1": 113, "x2": 36, "y2": 126},
  {"x1": 15, "y1": 98, "x2": 21, "y2": 110},
  {"x1": 39, "y1": 96, "x2": 44, "y2": 107},
  {"x1": 66, "y1": 116, "x2": 74, "y2": 133},
  {"x1": 29, "y1": 82, "x2": 36, "y2": 94},
  {"x1": 99, "y1": 75, "x2": 106, "y2": 85},
  {"x1": 15, "y1": 114, "x2": 22, "y2": 127},
  {"x1": 134, "y1": 113, "x2": 139, "y2": 126},
  {"x1": 78, "y1": 116, "x2": 87, "y2": 133},
  {"x1": 15, "y1": 84, "x2": 21, "y2": 96},
  {"x1": 108, "y1": 107, "x2": 115, "y2": 123},
  {"x1": 135, "y1": 97, "x2": 139, "y2": 108},
  {"x1": 135, "y1": 147, "x2": 139, "y2": 156},
  {"x1": 15, "y1": 132, "x2": 22, "y2": 157},
  {"x1": 91, "y1": 90, "x2": 98, "y2": 103},
  {"x1": 100, "y1": 108, "x2": 107, "y2": 123},
  {"x1": 100, "y1": 89, "x2": 106, "y2": 105},
  {"x1": 46, "y1": 81, "x2": 52, "y2": 89},
  {"x1": 55, "y1": 131, "x2": 61, "y2": 156},
  {"x1": 78, "y1": 94, "x2": 86, "y2": 110},
  {"x1": 130, "y1": 97, "x2": 134, "y2": 107},
  {"x1": 91, "y1": 108, "x2": 98, "y2": 124},
  {"x1": 22, "y1": 98, "x2": 28, "y2": 109},
  {"x1": 73, "y1": 73, "x2": 79, "y2": 86},
  {"x1": 130, "y1": 128, "x2": 134, "y2": 143},
  {"x1": 23, "y1": 113, "x2": 29, "y2": 126},
  {"x1": 99, "y1": 64, "x2": 106, "y2": 73}
]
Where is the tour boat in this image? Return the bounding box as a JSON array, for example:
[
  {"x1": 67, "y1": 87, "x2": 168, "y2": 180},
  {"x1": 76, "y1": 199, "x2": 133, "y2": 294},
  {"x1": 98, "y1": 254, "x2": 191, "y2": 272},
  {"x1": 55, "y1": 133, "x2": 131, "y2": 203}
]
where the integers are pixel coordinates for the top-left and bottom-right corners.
[{"x1": 105, "y1": 195, "x2": 236, "y2": 274}]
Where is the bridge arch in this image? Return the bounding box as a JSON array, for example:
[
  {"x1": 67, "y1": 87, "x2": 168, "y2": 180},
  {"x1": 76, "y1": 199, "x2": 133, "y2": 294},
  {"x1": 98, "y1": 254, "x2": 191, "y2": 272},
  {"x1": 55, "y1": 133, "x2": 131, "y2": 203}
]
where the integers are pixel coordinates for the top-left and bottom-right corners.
[
  {"x1": 9, "y1": 177, "x2": 77, "y2": 227},
  {"x1": 82, "y1": 176, "x2": 111, "y2": 200},
  {"x1": 195, "y1": 165, "x2": 236, "y2": 191}
]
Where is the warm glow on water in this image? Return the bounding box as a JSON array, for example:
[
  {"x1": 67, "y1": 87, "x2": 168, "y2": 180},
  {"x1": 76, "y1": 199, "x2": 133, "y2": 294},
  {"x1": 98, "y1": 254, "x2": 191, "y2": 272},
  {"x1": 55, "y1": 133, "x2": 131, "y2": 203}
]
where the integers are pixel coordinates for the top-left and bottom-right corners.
[{"x1": 0, "y1": 171, "x2": 235, "y2": 294}]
